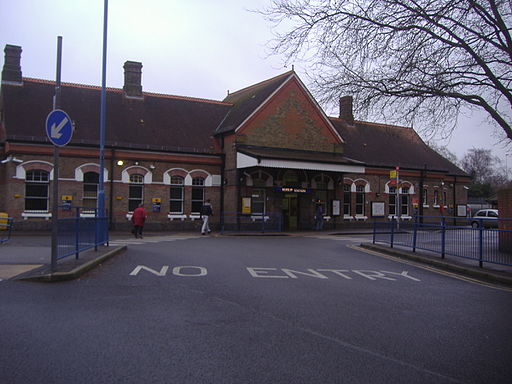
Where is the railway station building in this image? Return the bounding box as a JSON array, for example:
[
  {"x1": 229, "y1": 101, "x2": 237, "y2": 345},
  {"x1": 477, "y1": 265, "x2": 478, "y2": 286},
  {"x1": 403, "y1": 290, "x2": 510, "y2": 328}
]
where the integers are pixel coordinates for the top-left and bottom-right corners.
[{"x1": 0, "y1": 44, "x2": 470, "y2": 231}]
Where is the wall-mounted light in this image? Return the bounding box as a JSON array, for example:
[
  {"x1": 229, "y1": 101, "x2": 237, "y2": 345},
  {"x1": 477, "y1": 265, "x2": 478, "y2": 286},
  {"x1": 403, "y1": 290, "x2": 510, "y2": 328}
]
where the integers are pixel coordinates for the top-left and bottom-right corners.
[
  {"x1": 149, "y1": 164, "x2": 156, "y2": 170},
  {"x1": 134, "y1": 161, "x2": 139, "y2": 166},
  {"x1": 117, "y1": 160, "x2": 124, "y2": 166},
  {"x1": 1, "y1": 155, "x2": 23, "y2": 164}
]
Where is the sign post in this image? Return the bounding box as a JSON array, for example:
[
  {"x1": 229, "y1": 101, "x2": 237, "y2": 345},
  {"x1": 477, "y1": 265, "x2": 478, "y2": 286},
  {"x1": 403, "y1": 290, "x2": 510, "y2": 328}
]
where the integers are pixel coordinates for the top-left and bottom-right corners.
[
  {"x1": 47, "y1": 37, "x2": 74, "y2": 272},
  {"x1": 49, "y1": 37, "x2": 63, "y2": 272}
]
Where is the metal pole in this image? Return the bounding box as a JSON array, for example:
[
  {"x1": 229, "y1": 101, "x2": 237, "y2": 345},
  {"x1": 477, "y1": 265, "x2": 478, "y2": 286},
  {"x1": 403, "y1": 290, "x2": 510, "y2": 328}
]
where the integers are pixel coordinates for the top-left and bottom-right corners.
[
  {"x1": 51, "y1": 36, "x2": 63, "y2": 272},
  {"x1": 98, "y1": 0, "x2": 108, "y2": 243}
]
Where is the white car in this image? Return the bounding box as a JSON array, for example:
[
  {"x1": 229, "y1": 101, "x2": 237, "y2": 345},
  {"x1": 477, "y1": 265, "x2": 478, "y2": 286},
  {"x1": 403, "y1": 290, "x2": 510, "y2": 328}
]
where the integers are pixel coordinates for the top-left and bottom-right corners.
[{"x1": 470, "y1": 209, "x2": 499, "y2": 228}]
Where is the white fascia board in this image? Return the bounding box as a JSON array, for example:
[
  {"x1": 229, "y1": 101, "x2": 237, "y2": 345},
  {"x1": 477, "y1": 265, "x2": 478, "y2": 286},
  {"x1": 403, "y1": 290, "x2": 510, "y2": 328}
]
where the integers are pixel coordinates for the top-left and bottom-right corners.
[
  {"x1": 233, "y1": 73, "x2": 293, "y2": 134},
  {"x1": 237, "y1": 152, "x2": 365, "y2": 174},
  {"x1": 291, "y1": 74, "x2": 345, "y2": 144}
]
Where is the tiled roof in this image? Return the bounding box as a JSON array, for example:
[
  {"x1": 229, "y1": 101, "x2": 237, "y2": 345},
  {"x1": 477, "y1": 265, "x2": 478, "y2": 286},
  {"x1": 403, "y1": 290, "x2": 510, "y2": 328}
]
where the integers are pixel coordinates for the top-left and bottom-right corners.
[
  {"x1": 1, "y1": 78, "x2": 232, "y2": 153},
  {"x1": 331, "y1": 118, "x2": 468, "y2": 176},
  {"x1": 215, "y1": 71, "x2": 294, "y2": 135}
]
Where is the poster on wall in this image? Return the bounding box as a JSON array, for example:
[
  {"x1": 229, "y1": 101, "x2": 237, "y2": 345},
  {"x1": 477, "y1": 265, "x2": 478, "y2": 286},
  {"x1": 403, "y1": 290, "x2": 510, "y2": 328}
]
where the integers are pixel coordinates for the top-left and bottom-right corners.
[
  {"x1": 371, "y1": 202, "x2": 385, "y2": 217},
  {"x1": 457, "y1": 204, "x2": 468, "y2": 217},
  {"x1": 242, "y1": 197, "x2": 251, "y2": 214},
  {"x1": 332, "y1": 200, "x2": 340, "y2": 216}
]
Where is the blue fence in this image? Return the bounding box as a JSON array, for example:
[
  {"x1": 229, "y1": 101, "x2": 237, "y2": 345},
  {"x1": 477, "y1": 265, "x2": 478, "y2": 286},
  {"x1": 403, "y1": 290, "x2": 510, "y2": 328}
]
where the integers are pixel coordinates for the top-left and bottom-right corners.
[
  {"x1": 221, "y1": 212, "x2": 283, "y2": 234},
  {"x1": 0, "y1": 217, "x2": 13, "y2": 244},
  {"x1": 56, "y1": 208, "x2": 108, "y2": 260},
  {"x1": 373, "y1": 216, "x2": 512, "y2": 267}
]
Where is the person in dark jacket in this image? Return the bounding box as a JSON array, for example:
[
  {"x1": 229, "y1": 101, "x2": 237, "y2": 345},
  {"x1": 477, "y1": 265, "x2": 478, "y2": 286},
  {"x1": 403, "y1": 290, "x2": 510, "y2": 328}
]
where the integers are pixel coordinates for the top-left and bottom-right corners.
[
  {"x1": 131, "y1": 203, "x2": 147, "y2": 238},
  {"x1": 200, "y1": 199, "x2": 213, "y2": 235},
  {"x1": 315, "y1": 201, "x2": 324, "y2": 231}
]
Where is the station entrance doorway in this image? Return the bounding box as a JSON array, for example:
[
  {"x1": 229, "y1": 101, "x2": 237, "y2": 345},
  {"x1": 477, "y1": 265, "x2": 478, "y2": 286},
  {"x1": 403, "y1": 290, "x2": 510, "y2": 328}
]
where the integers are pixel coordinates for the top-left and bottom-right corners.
[{"x1": 282, "y1": 193, "x2": 298, "y2": 231}]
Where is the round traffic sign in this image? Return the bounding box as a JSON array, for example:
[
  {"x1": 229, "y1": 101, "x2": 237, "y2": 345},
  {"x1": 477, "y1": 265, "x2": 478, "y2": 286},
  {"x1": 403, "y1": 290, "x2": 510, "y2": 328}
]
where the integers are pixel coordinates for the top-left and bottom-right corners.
[{"x1": 46, "y1": 109, "x2": 73, "y2": 146}]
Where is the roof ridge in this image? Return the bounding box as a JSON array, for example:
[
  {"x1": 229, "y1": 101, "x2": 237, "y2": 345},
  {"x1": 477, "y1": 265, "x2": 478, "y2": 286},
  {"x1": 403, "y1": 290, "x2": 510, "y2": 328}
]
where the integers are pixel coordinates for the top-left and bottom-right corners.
[
  {"x1": 329, "y1": 116, "x2": 411, "y2": 130},
  {"x1": 22, "y1": 77, "x2": 232, "y2": 105},
  {"x1": 23, "y1": 77, "x2": 122, "y2": 92},
  {"x1": 143, "y1": 91, "x2": 232, "y2": 105},
  {"x1": 227, "y1": 70, "x2": 294, "y2": 98}
]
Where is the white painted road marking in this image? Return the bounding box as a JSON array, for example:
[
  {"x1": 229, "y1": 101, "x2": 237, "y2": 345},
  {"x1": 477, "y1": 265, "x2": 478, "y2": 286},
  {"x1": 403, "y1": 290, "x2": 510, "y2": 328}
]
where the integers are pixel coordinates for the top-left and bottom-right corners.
[
  {"x1": 129, "y1": 265, "x2": 207, "y2": 277},
  {"x1": 350, "y1": 244, "x2": 512, "y2": 292},
  {"x1": 129, "y1": 265, "x2": 420, "y2": 282},
  {"x1": 246, "y1": 267, "x2": 421, "y2": 281}
]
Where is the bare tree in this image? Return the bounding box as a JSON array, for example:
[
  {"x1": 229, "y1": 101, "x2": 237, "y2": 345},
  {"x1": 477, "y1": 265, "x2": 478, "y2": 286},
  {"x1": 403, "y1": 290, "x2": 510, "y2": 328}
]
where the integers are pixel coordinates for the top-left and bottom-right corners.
[
  {"x1": 261, "y1": 0, "x2": 512, "y2": 141},
  {"x1": 461, "y1": 148, "x2": 500, "y2": 183},
  {"x1": 427, "y1": 142, "x2": 459, "y2": 165}
]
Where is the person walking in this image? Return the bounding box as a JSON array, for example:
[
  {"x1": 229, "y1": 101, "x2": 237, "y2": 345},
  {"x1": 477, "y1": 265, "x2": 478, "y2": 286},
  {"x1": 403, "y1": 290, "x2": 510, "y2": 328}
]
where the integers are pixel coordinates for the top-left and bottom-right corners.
[
  {"x1": 131, "y1": 203, "x2": 147, "y2": 238},
  {"x1": 200, "y1": 199, "x2": 213, "y2": 235},
  {"x1": 314, "y1": 201, "x2": 324, "y2": 231}
]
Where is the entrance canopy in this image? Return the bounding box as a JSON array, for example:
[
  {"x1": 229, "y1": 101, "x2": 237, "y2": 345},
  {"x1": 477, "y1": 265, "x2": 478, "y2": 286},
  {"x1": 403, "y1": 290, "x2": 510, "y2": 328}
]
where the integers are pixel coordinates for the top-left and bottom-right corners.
[{"x1": 236, "y1": 147, "x2": 365, "y2": 174}]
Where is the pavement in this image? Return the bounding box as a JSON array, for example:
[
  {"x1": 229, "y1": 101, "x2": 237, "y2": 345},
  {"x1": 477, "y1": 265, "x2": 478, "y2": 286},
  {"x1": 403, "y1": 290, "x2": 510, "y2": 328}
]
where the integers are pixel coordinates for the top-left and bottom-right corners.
[{"x1": 1, "y1": 229, "x2": 512, "y2": 286}]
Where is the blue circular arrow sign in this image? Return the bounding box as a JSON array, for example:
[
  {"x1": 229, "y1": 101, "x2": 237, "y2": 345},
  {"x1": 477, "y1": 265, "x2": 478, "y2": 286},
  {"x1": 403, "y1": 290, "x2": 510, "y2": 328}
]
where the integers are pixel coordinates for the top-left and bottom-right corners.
[{"x1": 46, "y1": 109, "x2": 73, "y2": 146}]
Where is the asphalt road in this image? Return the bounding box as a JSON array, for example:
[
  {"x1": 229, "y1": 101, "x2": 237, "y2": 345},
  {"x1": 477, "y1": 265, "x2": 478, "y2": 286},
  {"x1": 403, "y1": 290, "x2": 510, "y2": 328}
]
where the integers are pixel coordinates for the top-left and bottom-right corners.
[{"x1": 1, "y1": 235, "x2": 511, "y2": 384}]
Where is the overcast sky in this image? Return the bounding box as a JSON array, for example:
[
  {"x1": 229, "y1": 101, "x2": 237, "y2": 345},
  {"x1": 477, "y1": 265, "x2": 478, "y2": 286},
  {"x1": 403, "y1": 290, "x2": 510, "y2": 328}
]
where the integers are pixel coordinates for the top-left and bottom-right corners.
[{"x1": 1, "y1": 0, "x2": 510, "y2": 170}]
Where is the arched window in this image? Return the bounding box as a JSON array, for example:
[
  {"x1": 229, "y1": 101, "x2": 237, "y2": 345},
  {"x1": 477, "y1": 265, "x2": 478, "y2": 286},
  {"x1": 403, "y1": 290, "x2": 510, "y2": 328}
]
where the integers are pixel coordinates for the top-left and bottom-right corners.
[
  {"x1": 170, "y1": 176, "x2": 184, "y2": 214},
  {"x1": 83, "y1": 171, "x2": 99, "y2": 213},
  {"x1": 343, "y1": 184, "x2": 351, "y2": 215},
  {"x1": 25, "y1": 170, "x2": 49, "y2": 211},
  {"x1": 389, "y1": 186, "x2": 397, "y2": 215},
  {"x1": 283, "y1": 170, "x2": 300, "y2": 187},
  {"x1": 355, "y1": 185, "x2": 365, "y2": 215},
  {"x1": 401, "y1": 187, "x2": 410, "y2": 215},
  {"x1": 129, "y1": 174, "x2": 144, "y2": 212},
  {"x1": 313, "y1": 174, "x2": 331, "y2": 214},
  {"x1": 191, "y1": 177, "x2": 205, "y2": 214}
]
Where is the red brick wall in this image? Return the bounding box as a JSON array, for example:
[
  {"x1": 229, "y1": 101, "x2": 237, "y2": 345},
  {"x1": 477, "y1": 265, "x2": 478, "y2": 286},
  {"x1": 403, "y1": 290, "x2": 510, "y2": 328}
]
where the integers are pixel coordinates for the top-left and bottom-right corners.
[{"x1": 238, "y1": 78, "x2": 343, "y2": 153}]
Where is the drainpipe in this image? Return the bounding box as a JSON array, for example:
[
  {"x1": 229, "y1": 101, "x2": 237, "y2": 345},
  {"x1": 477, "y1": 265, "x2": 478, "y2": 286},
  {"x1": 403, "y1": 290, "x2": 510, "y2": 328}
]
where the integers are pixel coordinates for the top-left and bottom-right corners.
[
  {"x1": 109, "y1": 147, "x2": 115, "y2": 229},
  {"x1": 220, "y1": 135, "x2": 225, "y2": 232},
  {"x1": 419, "y1": 164, "x2": 426, "y2": 223}
]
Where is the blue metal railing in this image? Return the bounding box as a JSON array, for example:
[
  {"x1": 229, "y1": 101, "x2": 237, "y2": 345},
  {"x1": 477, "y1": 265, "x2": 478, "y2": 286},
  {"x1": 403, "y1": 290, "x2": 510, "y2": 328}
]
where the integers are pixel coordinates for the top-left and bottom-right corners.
[
  {"x1": 221, "y1": 212, "x2": 283, "y2": 234},
  {"x1": 0, "y1": 217, "x2": 13, "y2": 244},
  {"x1": 56, "y1": 207, "x2": 109, "y2": 260},
  {"x1": 373, "y1": 216, "x2": 512, "y2": 267}
]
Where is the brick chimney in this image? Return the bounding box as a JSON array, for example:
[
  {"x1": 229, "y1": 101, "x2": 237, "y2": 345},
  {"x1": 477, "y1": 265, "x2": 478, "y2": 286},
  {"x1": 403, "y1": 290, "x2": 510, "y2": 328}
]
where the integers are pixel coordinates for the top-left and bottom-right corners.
[
  {"x1": 2, "y1": 44, "x2": 23, "y2": 84},
  {"x1": 123, "y1": 61, "x2": 143, "y2": 98},
  {"x1": 339, "y1": 96, "x2": 354, "y2": 123}
]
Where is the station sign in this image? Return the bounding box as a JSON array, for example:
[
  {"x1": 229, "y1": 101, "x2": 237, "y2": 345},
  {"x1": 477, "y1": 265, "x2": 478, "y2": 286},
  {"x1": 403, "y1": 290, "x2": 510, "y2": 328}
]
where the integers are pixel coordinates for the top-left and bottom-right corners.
[{"x1": 275, "y1": 187, "x2": 311, "y2": 193}]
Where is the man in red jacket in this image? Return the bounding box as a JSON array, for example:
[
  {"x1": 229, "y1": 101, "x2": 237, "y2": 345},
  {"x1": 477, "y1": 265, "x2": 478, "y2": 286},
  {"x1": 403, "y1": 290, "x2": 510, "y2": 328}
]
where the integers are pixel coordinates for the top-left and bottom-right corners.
[{"x1": 131, "y1": 203, "x2": 147, "y2": 238}]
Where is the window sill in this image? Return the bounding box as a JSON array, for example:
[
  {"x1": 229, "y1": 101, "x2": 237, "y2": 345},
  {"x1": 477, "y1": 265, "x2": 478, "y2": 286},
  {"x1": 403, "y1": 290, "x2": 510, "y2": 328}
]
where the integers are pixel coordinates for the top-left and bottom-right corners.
[
  {"x1": 168, "y1": 214, "x2": 187, "y2": 221},
  {"x1": 343, "y1": 215, "x2": 353, "y2": 221},
  {"x1": 354, "y1": 215, "x2": 368, "y2": 221},
  {"x1": 22, "y1": 212, "x2": 51, "y2": 220},
  {"x1": 388, "y1": 215, "x2": 412, "y2": 221},
  {"x1": 189, "y1": 214, "x2": 201, "y2": 220},
  {"x1": 250, "y1": 215, "x2": 269, "y2": 222}
]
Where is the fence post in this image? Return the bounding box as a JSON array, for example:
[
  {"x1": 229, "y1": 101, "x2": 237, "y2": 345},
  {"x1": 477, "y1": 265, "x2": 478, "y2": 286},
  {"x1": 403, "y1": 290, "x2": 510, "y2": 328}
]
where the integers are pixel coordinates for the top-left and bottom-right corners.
[
  {"x1": 372, "y1": 220, "x2": 376, "y2": 244},
  {"x1": 413, "y1": 215, "x2": 418, "y2": 252},
  {"x1": 94, "y1": 210, "x2": 98, "y2": 252},
  {"x1": 441, "y1": 216, "x2": 446, "y2": 259},
  {"x1": 390, "y1": 218, "x2": 395, "y2": 248},
  {"x1": 261, "y1": 212, "x2": 265, "y2": 233},
  {"x1": 479, "y1": 220, "x2": 484, "y2": 268},
  {"x1": 75, "y1": 207, "x2": 80, "y2": 259}
]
